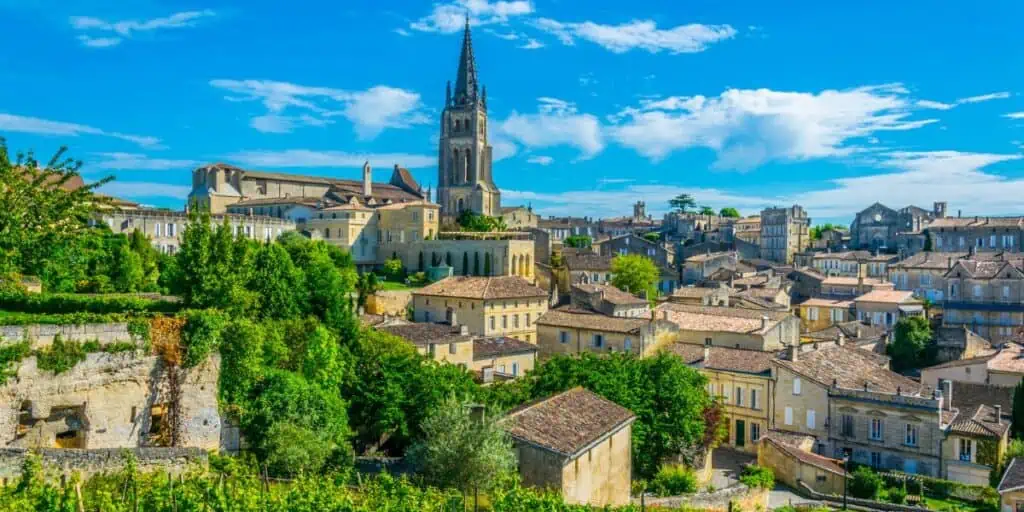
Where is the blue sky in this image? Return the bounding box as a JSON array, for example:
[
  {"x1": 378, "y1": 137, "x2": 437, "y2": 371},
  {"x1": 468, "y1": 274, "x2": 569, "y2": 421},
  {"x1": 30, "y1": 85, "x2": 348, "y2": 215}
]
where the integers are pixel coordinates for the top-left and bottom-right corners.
[{"x1": 3, "y1": 0, "x2": 1024, "y2": 224}]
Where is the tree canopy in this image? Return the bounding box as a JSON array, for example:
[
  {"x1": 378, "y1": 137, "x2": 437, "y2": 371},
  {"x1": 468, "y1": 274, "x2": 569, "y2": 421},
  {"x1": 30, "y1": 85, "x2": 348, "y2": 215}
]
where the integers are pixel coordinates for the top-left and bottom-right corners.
[
  {"x1": 563, "y1": 234, "x2": 592, "y2": 248},
  {"x1": 457, "y1": 210, "x2": 507, "y2": 232},
  {"x1": 887, "y1": 316, "x2": 933, "y2": 371},
  {"x1": 610, "y1": 254, "x2": 659, "y2": 298},
  {"x1": 698, "y1": 206, "x2": 715, "y2": 216},
  {"x1": 668, "y1": 193, "x2": 696, "y2": 214},
  {"x1": 719, "y1": 207, "x2": 741, "y2": 218},
  {"x1": 810, "y1": 223, "x2": 842, "y2": 240}
]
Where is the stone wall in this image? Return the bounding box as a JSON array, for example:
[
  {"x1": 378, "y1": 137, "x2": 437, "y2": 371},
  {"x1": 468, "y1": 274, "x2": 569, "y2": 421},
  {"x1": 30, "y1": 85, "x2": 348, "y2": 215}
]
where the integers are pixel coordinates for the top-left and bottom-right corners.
[
  {"x1": 366, "y1": 291, "x2": 412, "y2": 316},
  {"x1": 0, "y1": 352, "x2": 221, "y2": 451},
  {"x1": 0, "y1": 447, "x2": 207, "y2": 481},
  {"x1": 640, "y1": 484, "x2": 768, "y2": 511},
  {"x1": 0, "y1": 323, "x2": 137, "y2": 348}
]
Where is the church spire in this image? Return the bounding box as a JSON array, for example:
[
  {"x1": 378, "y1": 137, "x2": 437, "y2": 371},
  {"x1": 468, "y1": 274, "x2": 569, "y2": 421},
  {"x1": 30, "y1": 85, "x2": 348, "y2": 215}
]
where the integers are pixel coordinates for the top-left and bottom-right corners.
[{"x1": 453, "y1": 15, "x2": 478, "y2": 105}]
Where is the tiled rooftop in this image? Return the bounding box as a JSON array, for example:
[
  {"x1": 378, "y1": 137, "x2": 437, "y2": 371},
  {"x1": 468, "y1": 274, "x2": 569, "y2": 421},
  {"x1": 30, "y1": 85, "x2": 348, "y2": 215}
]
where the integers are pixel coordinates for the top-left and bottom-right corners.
[
  {"x1": 654, "y1": 303, "x2": 789, "y2": 335},
  {"x1": 414, "y1": 276, "x2": 547, "y2": 300},
  {"x1": 947, "y1": 404, "x2": 1009, "y2": 439},
  {"x1": 502, "y1": 387, "x2": 635, "y2": 458},
  {"x1": 853, "y1": 290, "x2": 920, "y2": 304},
  {"x1": 667, "y1": 343, "x2": 775, "y2": 375},
  {"x1": 564, "y1": 252, "x2": 614, "y2": 271},
  {"x1": 537, "y1": 307, "x2": 653, "y2": 334},
  {"x1": 999, "y1": 458, "x2": 1024, "y2": 492},
  {"x1": 472, "y1": 337, "x2": 539, "y2": 360},
  {"x1": 378, "y1": 322, "x2": 472, "y2": 347},
  {"x1": 574, "y1": 283, "x2": 647, "y2": 306},
  {"x1": 775, "y1": 345, "x2": 923, "y2": 395}
]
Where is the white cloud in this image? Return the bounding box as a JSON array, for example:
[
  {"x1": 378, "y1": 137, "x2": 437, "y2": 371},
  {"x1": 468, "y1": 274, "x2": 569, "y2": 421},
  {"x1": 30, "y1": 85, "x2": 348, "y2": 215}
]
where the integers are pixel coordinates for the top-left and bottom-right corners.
[
  {"x1": 527, "y1": 155, "x2": 553, "y2": 165},
  {"x1": 519, "y1": 38, "x2": 544, "y2": 50},
  {"x1": 917, "y1": 91, "x2": 1010, "y2": 111},
  {"x1": 96, "y1": 181, "x2": 192, "y2": 200},
  {"x1": 497, "y1": 98, "x2": 605, "y2": 159},
  {"x1": 223, "y1": 149, "x2": 436, "y2": 169},
  {"x1": 506, "y1": 150, "x2": 1024, "y2": 220},
  {"x1": 0, "y1": 113, "x2": 161, "y2": 148},
  {"x1": 532, "y1": 18, "x2": 736, "y2": 54},
  {"x1": 411, "y1": 0, "x2": 534, "y2": 33},
  {"x1": 209, "y1": 80, "x2": 428, "y2": 138},
  {"x1": 394, "y1": 28, "x2": 411, "y2": 37},
  {"x1": 609, "y1": 84, "x2": 936, "y2": 167},
  {"x1": 88, "y1": 152, "x2": 199, "y2": 170},
  {"x1": 69, "y1": 10, "x2": 215, "y2": 47},
  {"x1": 1004, "y1": 112, "x2": 1024, "y2": 119}
]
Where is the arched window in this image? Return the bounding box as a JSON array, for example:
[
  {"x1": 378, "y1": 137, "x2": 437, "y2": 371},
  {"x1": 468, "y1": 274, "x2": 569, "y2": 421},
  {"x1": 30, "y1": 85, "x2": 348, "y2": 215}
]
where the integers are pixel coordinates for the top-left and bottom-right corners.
[
  {"x1": 457, "y1": 198, "x2": 465, "y2": 212},
  {"x1": 455, "y1": 119, "x2": 461, "y2": 131},
  {"x1": 464, "y1": 150, "x2": 472, "y2": 182}
]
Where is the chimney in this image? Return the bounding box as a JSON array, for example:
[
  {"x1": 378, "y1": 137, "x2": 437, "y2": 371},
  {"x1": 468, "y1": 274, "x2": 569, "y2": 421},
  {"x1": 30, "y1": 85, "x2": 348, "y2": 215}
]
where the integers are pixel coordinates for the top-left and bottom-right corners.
[
  {"x1": 460, "y1": 324, "x2": 469, "y2": 335},
  {"x1": 362, "y1": 161, "x2": 372, "y2": 197},
  {"x1": 761, "y1": 316, "x2": 769, "y2": 331},
  {"x1": 948, "y1": 257, "x2": 952, "y2": 269},
  {"x1": 855, "y1": 326, "x2": 862, "y2": 338},
  {"x1": 703, "y1": 345, "x2": 710, "y2": 363},
  {"x1": 837, "y1": 332, "x2": 846, "y2": 346},
  {"x1": 958, "y1": 209, "x2": 962, "y2": 218},
  {"x1": 788, "y1": 343, "x2": 799, "y2": 362},
  {"x1": 943, "y1": 380, "x2": 953, "y2": 411},
  {"x1": 996, "y1": 405, "x2": 1003, "y2": 423}
]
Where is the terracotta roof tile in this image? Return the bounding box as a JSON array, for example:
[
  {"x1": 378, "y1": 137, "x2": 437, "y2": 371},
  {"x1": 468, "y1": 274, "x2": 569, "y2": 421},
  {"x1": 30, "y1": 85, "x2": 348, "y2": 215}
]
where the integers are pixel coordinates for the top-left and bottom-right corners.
[
  {"x1": 414, "y1": 276, "x2": 547, "y2": 300},
  {"x1": 667, "y1": 343, "x2": 775, "y2": 375},
  {"x1": 761, "y1": 436, "x2": 847, "y2": 476},
  {"x1": 502, "y1": 387, "x2": 636, "y2": 458},
  {"x1": 948, "y1": 405, "x2": 1009, "y2": 438},
  {"x1": 854, "y1": 290, "x2": 920, "y2": 304},
  {"x1": 775, "y1": 345, "x2": 923, "y2": 394},
  {"x1": 472, "y1": 337, "x2": 538, "y2": 359},
  {"x1": 654, "y1": 303, "x2": 789, "y2": 335},
  {"x1": 999, "y1": 458, "x2": 1024, "y2": 492},
  {"x1": 574, "y1": 283, "x2": 647, "y2": 306},
  {"x1": 949, "y1": 382, "x2": 1012, "y2": 414},
  {"x1": 564, "y1": 252, "x2": 614, "y2": 271},
  {"x1": 537, "y1": 307, "x2": 655, "y2": 334},
  {"x1": 379, "y1": 322, "x2": 473, "y2": 347}
]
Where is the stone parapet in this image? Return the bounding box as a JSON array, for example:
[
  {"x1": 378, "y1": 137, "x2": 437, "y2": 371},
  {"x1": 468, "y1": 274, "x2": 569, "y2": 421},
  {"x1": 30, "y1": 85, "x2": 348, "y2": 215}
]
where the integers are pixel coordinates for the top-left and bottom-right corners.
[
  {"x1": 0, "y1": 323, "x2": 137, "y2": 348},
  {"x1": 0, "y1": 447, "x2": 207, "y2": 481}
]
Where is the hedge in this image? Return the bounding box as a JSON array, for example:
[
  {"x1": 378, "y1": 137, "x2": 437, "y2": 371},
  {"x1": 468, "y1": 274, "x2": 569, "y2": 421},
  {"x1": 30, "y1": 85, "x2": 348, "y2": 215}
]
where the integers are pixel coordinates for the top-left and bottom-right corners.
[
  {"x1": 0, "y1": 292, "x2": 180, "y2": 315},
  {"x1": 0, "y1": 311, "x2": 138, "y2": 326},
  {"x1": 881, "y1": 470, "x2": 998, "y2": 503}
]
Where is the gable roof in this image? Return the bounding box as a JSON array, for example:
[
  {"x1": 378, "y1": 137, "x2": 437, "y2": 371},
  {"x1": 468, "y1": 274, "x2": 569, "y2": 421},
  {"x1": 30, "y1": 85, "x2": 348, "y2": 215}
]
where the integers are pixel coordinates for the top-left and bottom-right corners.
[
  {"x1": 947, "y1": 404, "x2": 1009, "y2": 439},
  {"x1": 472, "y1": 337, "x2": 538, "y2": 360},
  {"x1": 573, "y1": 283, "x2": 647, "y2": 306},
  {"x1": 760, "y1": 436, "x2": 847, "y2": 476},
  {"x1": 949, "y1": 381, "x2": 1013, "y2": 415},
  {"x1": 503, "y1": 388, "x2": 635, "y2": 459},
  {"x1": 564, "y1": 252, "x2": 614, "y2": 272},
  {"x1": 654, "y1": 303, "x2": 790, "y2": 336},
  {"x1": 853, "y1": 290, "x2": 920, "y2": 305},
  {"x1": 945, "y1": 259, "x2": 1024, "y2": 280},
  {"x1": 667, "y1": 343, "x2": 775, "y2": 375},
  {"x1": 999, "y1": 457, "x2": 1024, "y2": 493},
  {"x1": 378, "y1": 322, "x2": 473, "y2": 347},
  {"x1": 803, "y1": 321, "x2": 886, "y2": 343},
  {"x1": 934, "y1": 326, "x2": 991, "y2": 349},
  {"x1": 536, "y1": 307, "x2": 656, "y2": 335},
  {"x1": 413, "y1": 276, "x2": 547, "y2": 300},
  {"x1": 775, "y1": 345, "x2": 924, "y2": 395}
]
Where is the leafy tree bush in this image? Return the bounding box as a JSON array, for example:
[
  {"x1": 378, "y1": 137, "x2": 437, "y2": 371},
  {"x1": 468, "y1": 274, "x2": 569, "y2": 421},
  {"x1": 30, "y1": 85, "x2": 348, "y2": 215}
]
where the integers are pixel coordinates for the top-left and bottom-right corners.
[
  {"x1": 383, "y1": 258, "x2": 405, "y2": 281},
  {"x1": 669, "y1": 193, "x2": 696, "y2": 213},
  {"x1": 649, "y1": 464, "x2": 697, "y2": 496},
  {"x1": 719, "y1": 207, "x2": 741, "y2": 218},
  {"x1": 35, "y1": 335, "x2": 88, "y2": 374},
  {"x1": 564, "y1": 235, "x2": 592, "y2": 248},
  {"x1": 739, "y1": 464, "x2": 775, "y2": 490},
  {"x1": 610, "y1": 254, "x2": 659, "y2": 299},
  {"x1": 407, "y1": 396, "x2": 516, "y2": 493},
  {"x1": 249, "y1": 243, "x2": 305, "y2": 320},
  {"x1": 179, "y1": 309, "x2": 228, "y2": 368},
  {"x1": 888, "y1": 486, "x2": 907, "y2": 504},
  {"x1": 888, "y1": 316, "x2": 933, "y2": 371},
  {"x1": 1013, "y1": 380, "x2": 1024, "y2": 440},
  {"x1": 850, "y1": 466, "x2": 882, "y2": 499},
  {"x1": 0, "y1": 292, "x2": 179, "y2": 315},
  {"x1": 642, "y1": 232, "x2": 660, "y2": 243}
]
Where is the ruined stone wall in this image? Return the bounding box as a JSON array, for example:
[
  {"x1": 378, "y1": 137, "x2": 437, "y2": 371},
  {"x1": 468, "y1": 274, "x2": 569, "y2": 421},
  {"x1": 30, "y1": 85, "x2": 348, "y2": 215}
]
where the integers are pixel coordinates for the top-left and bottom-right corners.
[
  {"x1": 0, "y1": 352, "x2": 221, "y2": 451},
  {"x1": 366, "y1": 291, "x2": 412, "y2": 316},
  {"x1": 0, "y1": 323, "x2": 137, "y2": 347},
  {"x1": 0, "y1": 447, "x2": 207, "y2": 482}
]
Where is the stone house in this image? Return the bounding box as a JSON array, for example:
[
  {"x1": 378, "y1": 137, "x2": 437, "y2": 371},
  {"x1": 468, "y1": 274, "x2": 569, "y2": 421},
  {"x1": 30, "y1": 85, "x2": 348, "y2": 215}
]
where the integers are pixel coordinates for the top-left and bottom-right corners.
[
  {"x1": 760, "y1": 205, "x2": 810, "y2": 264},
  {"x1": 759, "y1": 432, "x2": 848, "y2": 496},
  {"x1": 998, "y1": 457, "x2": 1024, "y2": 511},
  {"x1": 668, "y1": 344, "x2": 773, "y2": 454},
  {"x1": 942, "y1": 397, "x2": 1009, "y2": 485},
  {"x1": 655, "y1": 303, "x2": 800, "y2": 351},
  {"x1": 683, "y1": 251, "x2": 739, "y2": 285},
  {"x1": 933, "y1": 326, "x2": 992, "y2": 364},
  {"x1": 471, "y1": 337, "x2": 539, "y2": 382},
  {"x1": 378, "y1": 322, "x2": 477, "y2": 369},
  {"x1": 503, "y1": 387, "x2": 636, "y2": 507},
  {"x1": 564, "y1": 252, "x2": 615, "y2": 286},
  {"x1": 100, "y1": 208, "x2": 296, "y2": 255},
  {"x1": 668, "y1": 287, "x2": 731, "y2": 307},
  {"x1": 822, "y1": 276, "x2": 895, "y2": 299},
  {"x1": 853, "y1": 290, "x2": 924, "y2": 328},
  {"x1": 732, "y1": 216, "x2": 762, "y2": 245},
  {"x1": 920, "y1": 344, "x2": 1024, "y2": 388},
  {"x1": 377, "y1": 321, "x2": 538, "y2": 380},
  {"x1": 597, "y1": 233, "x2": 676, "y2": 268},
  {"x1": 850, "y1": 202, "x2": 944, "y2": 251},
  {"x1": 889, "y1": 251, "x2": 972, "y2": 302},
  {"x1": 796, "y1": 298, "x2": 853, "y2": 333},
  {"x1": 412, "y1": 276, "x2": 549, "y2": 342},
  {"x1": 801, "y1": 321, "x2": 887, "y2": 349},
  {"x1": 942, "y1": 256, "x2": 1024, "y2": 339},
  {"x1": 500, "y1": 206, "x2": 539, "y2": 230},
  {"x1": 926, "y1": 216, "x2": 1023, "y2": 254},
  {"x1": 570, "y1": 284, "x2": 649, "y2": 318},
  {"x1": 536, "y1": 307, "x2": 678, "y2": 357},
  {"x1": 811, "y1": 250, "x2": 896, "y2": 279},
  {"x1": 730, "y1": 288, "x2": 791, "y2": 312}
]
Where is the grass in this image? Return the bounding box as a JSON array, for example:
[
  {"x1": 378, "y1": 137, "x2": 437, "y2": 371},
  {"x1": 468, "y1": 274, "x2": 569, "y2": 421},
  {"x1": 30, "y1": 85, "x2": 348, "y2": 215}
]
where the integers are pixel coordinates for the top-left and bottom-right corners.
[
  {"x1": 874, "y1": 487, "x2": 991, "y2": 512},
  {"x1": 378, "y1": 281, "x2": 419, "y2": 291}
]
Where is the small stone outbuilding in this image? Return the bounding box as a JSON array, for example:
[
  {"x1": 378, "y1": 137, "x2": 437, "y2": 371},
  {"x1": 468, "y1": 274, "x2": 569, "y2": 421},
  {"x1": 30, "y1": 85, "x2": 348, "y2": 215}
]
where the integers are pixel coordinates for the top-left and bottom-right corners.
[{"x1": 502, "y1": 387, "x2": 636, "y2": 507}]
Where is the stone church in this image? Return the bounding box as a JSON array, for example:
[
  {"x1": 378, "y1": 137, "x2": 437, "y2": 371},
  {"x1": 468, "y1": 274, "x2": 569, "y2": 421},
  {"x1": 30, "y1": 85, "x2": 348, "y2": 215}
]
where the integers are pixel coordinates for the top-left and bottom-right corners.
[{"x1": 436, "y1": 18, "x2": 502, "y2": 218}]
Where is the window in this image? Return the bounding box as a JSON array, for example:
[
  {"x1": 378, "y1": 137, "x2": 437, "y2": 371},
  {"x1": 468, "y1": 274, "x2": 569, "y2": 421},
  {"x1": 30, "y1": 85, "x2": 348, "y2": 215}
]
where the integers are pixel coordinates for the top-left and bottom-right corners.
[
  {"x1": 704, "y1": 337, "x2": 712, "y2": 346},
  {"x1": 793, "y1": 378, "x2": 801, "y2": 395},
  {"x1": 921, "y1": 274, "x2": 932, "y2": 287},
  {"x1": 784, "y1": 407, "x2": 793, "y2": 425},
  {"x1": 592, "y1": 334, "x2": 604, "y2": 349},
  {"x1": 502, "y1": 315, "x2": 508, "y2": 329},
  {"x1": 526, "y1": 314, "x2": 531, "y2": 327},
  {"x1": 512, "y1": 362, "x2": 519, "y2": 377},
  {"x1": 1004, "y1": 286, "x2": 1011, "y2": 300},
  {"x1": 489, "y1": 317, "x2": 495, "y2": 331},
  {"x1": 424, "y1": 311, "x2": 431, "y2": 322},
  {"x1": 959, "y1": 438, "x2": 973, "y2": 462},
  {"x1": 806, "y1": 410, "x2": 816, "y2": 429},
  {"x1": 155, "y1": 223, "x2": 163, "y2": 237},
  {"x1": 513, "y1": 315, "x2": 520, "y2": 328},
  {"x1": 751, "y1": 389, "x2": 759, "y2": 410},
  {"x1": 735, "y1": 387, "x2": 744, "y2": 406},
  {"x1": 973, "y1": 284, "x2": 983, "y2": 298},
  {"x1": 841, "y1": 414, "x2": 854, "y2": 437},
  {"x1": 750, "y1": 423, "x2": 760, "y2": 442},
  {"x1": 870, "y1": 452, "x2": 882, "y2": 469},
  {"x1": 624, "y1": 338, "x2": 632, "y2": 352},
  {"x1": 870, "y1": 418, "x2": 883, "y2": 441},
  {"x1": 807, "y1": 307, "x2": 819, "y2": 321},
  {"x1": 991, "y1": 235, "x2": 997, "y2": 248},
  {"x1": 449, "y1": 343, "x2": 457, "y2": 355},
  {"x1": 905, "y1": 424, "x2": 918, "y2": 446},
  {"x1": 830, "y1": 308, "x2": 844, "y2": 322}
]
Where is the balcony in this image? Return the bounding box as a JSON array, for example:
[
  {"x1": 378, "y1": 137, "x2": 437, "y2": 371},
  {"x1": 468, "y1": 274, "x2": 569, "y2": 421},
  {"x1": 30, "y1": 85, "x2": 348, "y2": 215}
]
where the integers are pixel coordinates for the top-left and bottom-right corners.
[{"x1": 943, "y1": 301, "x2": 1024, "y2": 313}]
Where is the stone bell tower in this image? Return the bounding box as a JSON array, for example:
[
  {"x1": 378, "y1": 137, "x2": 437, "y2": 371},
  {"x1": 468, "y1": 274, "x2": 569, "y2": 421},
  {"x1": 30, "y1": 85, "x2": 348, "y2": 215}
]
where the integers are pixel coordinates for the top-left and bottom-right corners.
[{"x1": 436, "y1": 16, "x2": 501, "y2": 218}]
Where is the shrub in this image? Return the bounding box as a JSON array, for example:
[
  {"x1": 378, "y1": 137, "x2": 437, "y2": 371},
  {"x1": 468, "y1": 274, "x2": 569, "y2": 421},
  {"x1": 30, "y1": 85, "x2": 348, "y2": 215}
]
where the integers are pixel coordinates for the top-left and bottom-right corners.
[
  {"x1": 850, "y1": 466, "x2": 882, "y2": 499},
  {"x1": 740, "y1": 464, "x2": 775, "y2": 490},
  {"x1": 35, "y1": 335, "x2": 88, "y2": 374},
  {"x1": 407, "y1": 272, "x2": 429, "y2": 287},
  {"x1": 888, "y1": 486, "x2": 907, "y2": 504},
  {"x1": 906, "y1": 478, "x2": 922, "y2": 495},
  {"x1": 0, "y1": 341, "x2": 31, "y2": 384},
  {"x1": 383, "y1": 258, "x2": 405, "y2": 281},
  {"x1": 0, "y1": 292, "x2": 179, "y2": 315},
  {"x1": 179, "y1": 309, "x2": 228, "y2": 368},
  {"x1": 649, "y1": 464, "x2": 697, "y2": 496}
]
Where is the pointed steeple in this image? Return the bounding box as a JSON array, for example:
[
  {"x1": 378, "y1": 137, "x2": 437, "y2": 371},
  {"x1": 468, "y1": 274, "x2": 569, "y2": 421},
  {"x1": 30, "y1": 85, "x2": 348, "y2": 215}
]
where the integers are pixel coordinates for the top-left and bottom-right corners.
[{"x1": 453, "y1": 14, "x2": 478, "y2": 105}]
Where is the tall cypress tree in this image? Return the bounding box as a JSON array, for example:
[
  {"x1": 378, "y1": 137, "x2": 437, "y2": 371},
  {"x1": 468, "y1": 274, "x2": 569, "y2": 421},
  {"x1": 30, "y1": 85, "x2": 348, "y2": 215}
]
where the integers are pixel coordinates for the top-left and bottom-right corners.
[
  {"x1": 473, "y1": 252, "x2": 480, "y2": 276},
  {"x1": 1012, "y1": 378, "x2": 1024, "y2": 439},
  {"x1": 462, "y1": 252, "x2": 469, "y2": 276}
]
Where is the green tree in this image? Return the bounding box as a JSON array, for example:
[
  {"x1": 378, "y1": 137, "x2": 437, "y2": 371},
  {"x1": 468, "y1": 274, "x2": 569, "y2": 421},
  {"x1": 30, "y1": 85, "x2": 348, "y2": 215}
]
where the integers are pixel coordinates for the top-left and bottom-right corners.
[
  {"x1": 473, "y1": 252, "x2": 480, "y2": 276},
  {"x1": 462, "y1": 252, "x2": 470, "y2": 276},
  {"x1": 611, "y1": 254, "x2": 659, "y2": 298},
  {"x1": 217, "y1": 318, "x2": 266, "y2": 413},
  {"x1": 563, "y1": 235, "x2": 592, "y2": 248},
  {"x1": 484, "y1": 253, "x2": 492, "y2": 276},
  {"x1": 304, "y1": 250, "x2": 356, "y2": 332},
  {"x1": 408, "y1": 397, "x2": 516, "y2": 494},
  {"x1": 174, "y1": 209, "x2": 256, "y2": 314},
  {"x1": 698, "y1": 205, "x2": 715, "y2": 216},
  {"x1": 809, "y1": 223, "x2": 840, "y2": 241},
  {"x1": 357, "y1": 272, "x2": 380, "y2": 308},
  {"x1": 888, "y1": 316, "x2": 933, "y2": 371},
  {"x1": 0, "y1": 141, "x2": 112, "y2": 279},
  {"x1": 250, "y1": 243, "x2": 305, "y2": 320},
  {"x1": 642, "y1": 232, "x2": 661, "y2": 243},
  {"x1": 383, "y1": 257, "x2": 405, "y2": 281},
  {"x1": 128, "y1": 229, "x2": 160, "y2": 291},
  {"x1": 668, "y1": 193, "x2": 696, "y2": 214},
  {"x1": 111, "y1": 243, "x2": 145, "y2": 292},
  {"x1": 1013, "y1": 379, "x2": 1024, "y2": 439},
  {"x1": 301, "y1": 325, "x2": 345, "y2": 391},
  {"x1": 719, "y1": 207, "x2": 741, "y2": 218},
  {"x1": 849, "y1": 466, "x2": 882, "y2": 499}
]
